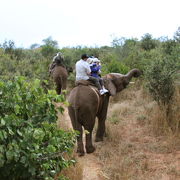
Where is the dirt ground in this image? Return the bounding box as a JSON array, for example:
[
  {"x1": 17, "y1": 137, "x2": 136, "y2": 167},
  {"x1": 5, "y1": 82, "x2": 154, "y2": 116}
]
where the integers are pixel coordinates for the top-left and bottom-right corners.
[{"x1": 57, "y1": 87, "x2": 180, "y2": 180}]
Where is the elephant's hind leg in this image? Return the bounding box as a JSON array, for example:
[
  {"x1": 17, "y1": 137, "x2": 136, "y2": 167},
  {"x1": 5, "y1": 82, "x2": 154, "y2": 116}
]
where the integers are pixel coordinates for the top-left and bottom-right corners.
[
  {"x1": 68, "y1": 107, "x2": 85, "y2": 156},
  {"x1": 84, "y1": 116, "x2": 96, "y2": 154},
  {"x1": 95, "y1": 116, "x2": 106, "y2": 142},
  {"x1": 76, "y1": 126, "x2": 85, "y2": 156},
  {"x1": 85, "y1": 131, "x2": 95, "y2": 154}
]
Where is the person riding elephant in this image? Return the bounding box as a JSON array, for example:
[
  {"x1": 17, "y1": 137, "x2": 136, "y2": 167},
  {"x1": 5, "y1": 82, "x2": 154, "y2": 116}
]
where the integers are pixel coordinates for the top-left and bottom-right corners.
[
  {"x1": 49, "y1": 52, "x2": 65, "y2": 74},
  {"x1": 90, "y1": 58, "x2": 108, "y2": 93},
  {"x1": 75, "y1": 54, "x2": 108, "y2": 95},
  {"x1": 68, "y1": 68, "x2": 141, "y2": 156},
  {"x1": 49, "y1": 52, "x2": 72, "y2": 95}
]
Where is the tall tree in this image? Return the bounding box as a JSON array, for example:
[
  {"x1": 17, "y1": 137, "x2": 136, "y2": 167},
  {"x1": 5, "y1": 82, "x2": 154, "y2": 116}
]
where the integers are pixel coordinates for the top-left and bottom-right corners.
[
  {"x1": 174, "y1": 26, "x2": 180, "y2": 43},
  {"x1": 141, "y1": 33, "x2": 157, "y2": 51},
  {"x1": 41, "y1": 36, "x2": 59, "y2": 57}
]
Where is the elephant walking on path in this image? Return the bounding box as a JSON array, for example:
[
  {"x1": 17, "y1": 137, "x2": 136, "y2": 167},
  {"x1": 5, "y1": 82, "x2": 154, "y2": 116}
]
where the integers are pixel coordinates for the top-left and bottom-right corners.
[
  {"x1": 68, "y1": 69, "x2": 141, "y2": 156},
  {"x1": 49, "y1": 52, "x2": 72, "y2": 95},
  {"x1": 50, "y1": 65, "x2": 68, "y2": 95}
]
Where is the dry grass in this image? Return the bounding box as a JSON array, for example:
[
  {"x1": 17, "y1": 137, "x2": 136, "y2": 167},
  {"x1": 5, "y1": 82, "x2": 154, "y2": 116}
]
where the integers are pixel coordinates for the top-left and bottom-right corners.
[
  {"x1": 55, "y1": 82, "x2": 180, "y2": 180},
  {"x1": 146, "y1": 86, "x2": 180, "y2": 135},
  {"x1": 94, "y1": 83, "x2": 180, "y2": 180}
]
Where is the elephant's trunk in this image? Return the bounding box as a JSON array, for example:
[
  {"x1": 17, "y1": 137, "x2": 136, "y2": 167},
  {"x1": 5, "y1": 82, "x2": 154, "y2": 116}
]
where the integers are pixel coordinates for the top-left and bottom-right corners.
[{"x1": 125, "y1": 69, "x2": 141, "y2": 81}]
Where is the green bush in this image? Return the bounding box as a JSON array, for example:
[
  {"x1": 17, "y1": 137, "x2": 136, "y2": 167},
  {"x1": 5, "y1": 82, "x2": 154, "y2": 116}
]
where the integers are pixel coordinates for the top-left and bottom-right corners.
[
  {"x1": 102, "y1": 59, "x2": 130, "y2": 75},
  {"x1": 140, "y1": 33, "x2": 157, "y2": 51},
  {"x1": 40, "y1": 36, "x2": 59, "y2": 58},
  {"x1": 0, "y1": 76, "x2": 76, "y2": 180},
  {"x1": 145, "y1": 57, "x2": 177, "y2": 105}
]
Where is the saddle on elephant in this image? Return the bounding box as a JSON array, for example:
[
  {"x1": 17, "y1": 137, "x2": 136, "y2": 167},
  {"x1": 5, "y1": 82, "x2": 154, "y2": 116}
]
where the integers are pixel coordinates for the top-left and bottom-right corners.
[
  {"x1": 75, "y1": 79, "x2": 94, "y2": 86},
  {"x1": 75, "y1": 79, "x2": 106, "y2": 96}
]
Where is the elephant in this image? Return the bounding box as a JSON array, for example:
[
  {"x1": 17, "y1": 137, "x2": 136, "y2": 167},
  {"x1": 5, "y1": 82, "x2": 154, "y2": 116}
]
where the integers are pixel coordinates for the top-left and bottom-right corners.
[
  {"x1": 50, "y1": 65, "x2": 68, "y2": 95},
  {"x1": 49, "y1": 52, "x2": 73, "y2": 95},
  {"x1": 50, "y1": 65, "x2": 73, "y2": 95},
  {"x1": 67, "y1": 68, "x2": 141, "y2": 156}
]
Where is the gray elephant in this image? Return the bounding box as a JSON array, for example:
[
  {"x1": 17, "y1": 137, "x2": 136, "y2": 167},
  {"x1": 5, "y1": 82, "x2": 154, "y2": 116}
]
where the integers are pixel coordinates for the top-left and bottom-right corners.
[
  {"x1": 68, "y1": 69, "x2": 141, "y2": 156},
  {"x1": 49, "y1": 53, "x2": 73, "y2": 95}
]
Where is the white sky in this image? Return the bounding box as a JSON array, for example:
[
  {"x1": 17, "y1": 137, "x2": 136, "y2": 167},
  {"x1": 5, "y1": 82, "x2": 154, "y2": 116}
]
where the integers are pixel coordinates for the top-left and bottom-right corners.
[{"x1": 0, "y1": 0, "x2": 179, "y2": 48}]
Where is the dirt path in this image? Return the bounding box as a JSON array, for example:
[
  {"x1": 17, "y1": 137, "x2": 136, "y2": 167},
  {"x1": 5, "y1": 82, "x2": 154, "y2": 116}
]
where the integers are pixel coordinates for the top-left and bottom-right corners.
[
  {"x1": 56, "y1": 87, "x2": 180, "y2": 180},
  {"x1": 79, "y1": 153, "x2": 106, "y2": 180},
  {"x1": 57, "y1": 104, "x2": 106, "y2": 180}
]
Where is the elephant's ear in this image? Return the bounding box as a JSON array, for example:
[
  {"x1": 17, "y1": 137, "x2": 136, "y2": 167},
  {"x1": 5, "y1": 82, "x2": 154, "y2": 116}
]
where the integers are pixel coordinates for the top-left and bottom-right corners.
[{"x1": 106, "y1": 79, "x2": 117, "y2": 96}]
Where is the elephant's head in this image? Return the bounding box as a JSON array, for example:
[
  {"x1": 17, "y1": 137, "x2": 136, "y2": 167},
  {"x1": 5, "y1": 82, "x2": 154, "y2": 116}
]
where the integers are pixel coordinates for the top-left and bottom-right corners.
[{"x1": 103, "y1": 69, "x2": 141, "y2": 96}]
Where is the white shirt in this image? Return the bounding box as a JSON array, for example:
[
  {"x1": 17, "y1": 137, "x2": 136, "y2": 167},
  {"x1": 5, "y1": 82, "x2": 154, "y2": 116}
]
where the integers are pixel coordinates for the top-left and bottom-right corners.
[{"x1": 75, "y1": 59, "x2": 91, "y2": 81}]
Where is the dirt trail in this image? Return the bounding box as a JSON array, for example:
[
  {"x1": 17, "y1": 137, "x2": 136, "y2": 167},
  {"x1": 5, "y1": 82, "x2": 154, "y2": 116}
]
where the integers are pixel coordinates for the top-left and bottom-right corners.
[
  {"x1": 56, "y1": 84, "x2": 180, "y2": 180},
  {"x1": 57, "y1": 104, "x2": 106, "y2": 180},
  {"x1": 56, "y1": 91, "x2": 180, "y2": 180}
]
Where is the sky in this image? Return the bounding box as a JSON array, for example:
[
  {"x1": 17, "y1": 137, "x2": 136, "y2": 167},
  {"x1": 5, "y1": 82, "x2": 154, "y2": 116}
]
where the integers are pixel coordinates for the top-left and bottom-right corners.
[{"x1": 0, "y1": 0, "x2": 179, "y2": 48}]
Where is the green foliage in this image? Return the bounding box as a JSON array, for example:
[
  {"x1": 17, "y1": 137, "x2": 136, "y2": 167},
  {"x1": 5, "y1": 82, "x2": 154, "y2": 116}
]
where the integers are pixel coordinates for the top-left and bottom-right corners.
[
  {"x1": 42, "y1": 36, "x2": 58, "y2": 48},
  {"x1": 67, "y1": 72, "x2": 76, "y2": 88},
  {"x1": 0, "y1": 40, "x2": 25, "y2": 60},
  {"x1": 1, "y1": 40, "x2": 15, "y2": 54},
  {"x1": 162, "y1": 39, "x2": 177, "y2": 55},
  {"x1": 145, "y1": 57, "x2": 178, "y2": 105},
  {"x1": 0, "y1": 77, "x2": 76, "y2": 180},
  {"x1": 0, "y1": 48, "x2": 52, "y2": 84},
  {"x1": 140, "y1": 33, "x2": 157, "y2": 51},
  {"x1": 102, "y1": 59, "x2": 130, "y2": 75},
  {"x1": 41, "y1": 45, "x2": 57, "y2": 58},
  {"x1": 41, "y1": 36, "x2": 59, "y2": 58},
  {"x1": 173, "y1": 26, "x2": 180, "y2": 43}
]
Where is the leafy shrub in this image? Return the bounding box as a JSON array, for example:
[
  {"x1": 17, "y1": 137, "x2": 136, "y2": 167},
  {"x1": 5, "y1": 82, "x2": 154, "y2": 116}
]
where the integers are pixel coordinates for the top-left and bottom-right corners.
[
  {"x1": 162, "y1": 40, "x2": 177, "y2": 55},
  {"x1": 41, "y1": 36, "x2": 59, "y2": 58},
  {"x1": 145, "y1": 58, "x2": 177, "y2": 105},
  {"x1": 0, "y1": 76, "x2": 76, "y2": 180},
  {"x1": 67, "y1": 72, "x2": 76, "y2": 88},
  {"x1": 41, "y1": 45, "x2": 57, "y2": 58},
  {"x1": 144, "y1": 57, "x2": 180, "y2": 133},
  {"x1": 140, "y1": 33, "x2": 157, "y2": 51},
  {"x1": 102, "y1": 59, "x2": 130, "y2": 75}
]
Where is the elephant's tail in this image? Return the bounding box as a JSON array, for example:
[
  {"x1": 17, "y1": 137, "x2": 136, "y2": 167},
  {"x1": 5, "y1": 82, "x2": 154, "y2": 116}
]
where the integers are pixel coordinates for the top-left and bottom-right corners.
[{"x1": 73, "y1": 107, "x2": 81, "y2": 129}]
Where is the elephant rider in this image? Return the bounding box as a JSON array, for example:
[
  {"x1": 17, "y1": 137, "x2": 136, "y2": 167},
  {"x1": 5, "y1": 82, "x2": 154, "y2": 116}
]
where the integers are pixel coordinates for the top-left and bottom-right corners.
[
  {"x1": 75, "y1": 54, "x2": 107, "y2": 95},
  {"x1": 49, "y1": 52, "x2": 65, "y2": 74},
  {"x1": 90, "y1": 58, "x2": 108, "y2": 93}
]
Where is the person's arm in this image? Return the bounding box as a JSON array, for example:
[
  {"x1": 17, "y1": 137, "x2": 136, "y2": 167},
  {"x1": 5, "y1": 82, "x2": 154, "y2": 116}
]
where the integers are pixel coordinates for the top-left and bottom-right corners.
[
  {"x1": 85, "y1": 63, "x2": 91, "y2": 75},
  {"x1": 97, "y1": 65, "x2": 101, "y2": 74},
  {"x1": 86, "y1": 67, "x2": 91, "y2": 75}
]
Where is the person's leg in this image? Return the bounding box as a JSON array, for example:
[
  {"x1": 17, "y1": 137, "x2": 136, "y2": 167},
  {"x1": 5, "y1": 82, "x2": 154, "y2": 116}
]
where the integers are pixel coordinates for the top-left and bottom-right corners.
[
  {"x1": 88, "y1": 76, "x2": 102, "y2": 90},
  {"x1": 99, "y1": 78, "x2": 104, "y2": 87},
  {"x1": 99, "y1": 78, "x2": 109, "y2": 93}
]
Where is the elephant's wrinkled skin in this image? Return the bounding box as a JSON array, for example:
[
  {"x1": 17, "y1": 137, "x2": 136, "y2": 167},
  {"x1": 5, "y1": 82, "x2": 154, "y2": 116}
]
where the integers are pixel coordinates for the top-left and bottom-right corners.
[
  {"x1": 68, "y1": 69, "x2": 141, "y2": 156},
  {"x1": 51, "y1": 65, "x2": 73, "y2": 95},
  {"x1": 51, "y1": 65, "x2": 68, "y2": 95}
]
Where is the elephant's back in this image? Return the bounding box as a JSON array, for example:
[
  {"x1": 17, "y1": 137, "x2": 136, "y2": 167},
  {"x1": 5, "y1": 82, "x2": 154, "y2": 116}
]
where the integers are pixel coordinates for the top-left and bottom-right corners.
[
  {"x1": 68, "y1": 85, "x2": 100, "y2": 111},
  {"x1": 52, "y1": 66, "x2": 68, "y2": 78}
]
